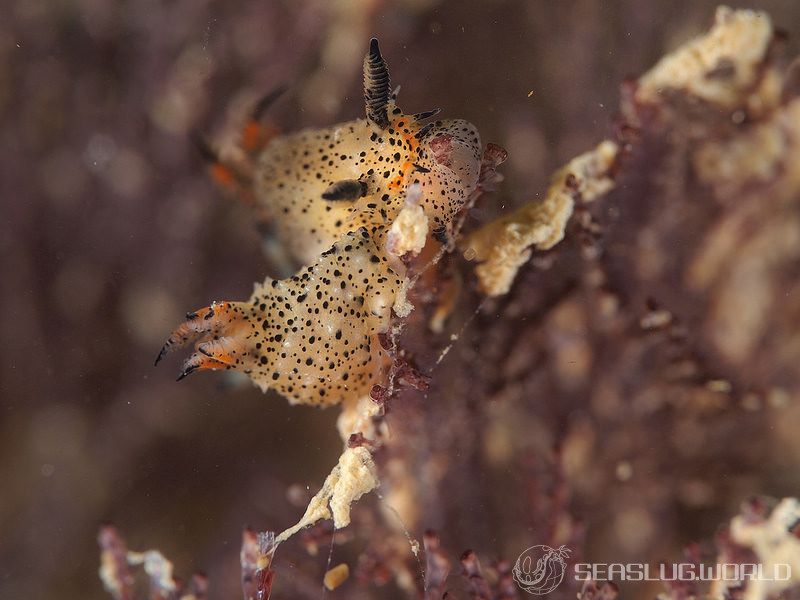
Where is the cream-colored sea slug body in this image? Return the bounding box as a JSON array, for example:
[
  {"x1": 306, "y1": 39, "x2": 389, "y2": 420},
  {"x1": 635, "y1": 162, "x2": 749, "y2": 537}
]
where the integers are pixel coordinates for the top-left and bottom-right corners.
[{"x1": 157, "y1": 39, "x2": 484, "y2": 408}]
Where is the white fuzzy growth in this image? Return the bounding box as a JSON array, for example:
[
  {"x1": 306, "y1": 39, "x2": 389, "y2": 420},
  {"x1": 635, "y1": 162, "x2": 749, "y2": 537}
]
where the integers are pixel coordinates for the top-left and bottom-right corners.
[
  {"x1": 463, "y1": 141, "x2": 618, "y2": 297},
  {"x1": 392, "y1": 278, "x2": 414, "y2": 318},
  {"x1": 127, "y1": 550, "x2": 177, "y2": 593},
  {"x1": 276, "y1": 446, "x2": 378, "y2": 542},
  {"x1": 329, "y1": 446, "x2": 379, "y2": 526},
  {"x1": 386, "y1": 183, "x2": 429, "y2": 258}
]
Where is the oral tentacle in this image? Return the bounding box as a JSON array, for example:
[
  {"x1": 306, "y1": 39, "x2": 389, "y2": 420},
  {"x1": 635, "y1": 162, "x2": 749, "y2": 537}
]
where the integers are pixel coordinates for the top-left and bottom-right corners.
[{"x1": 155, "y1": 302, "x2": 246, "y2": 366}]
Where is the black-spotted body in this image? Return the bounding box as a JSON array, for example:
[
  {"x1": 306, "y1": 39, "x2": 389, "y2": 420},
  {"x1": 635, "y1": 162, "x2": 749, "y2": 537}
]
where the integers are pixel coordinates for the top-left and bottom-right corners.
[
  {"x1": 257, "y1": 112, "x2": 481, "y2": 265},
  {"x1": 157, "y1": 39, "x2": 488, "y2": 407}
]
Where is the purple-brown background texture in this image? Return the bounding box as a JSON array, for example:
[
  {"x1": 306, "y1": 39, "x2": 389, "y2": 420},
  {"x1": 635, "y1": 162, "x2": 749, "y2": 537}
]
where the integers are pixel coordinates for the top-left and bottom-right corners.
[{"x1": 2, "y1": 1, "x2": 800, "y2": 598}]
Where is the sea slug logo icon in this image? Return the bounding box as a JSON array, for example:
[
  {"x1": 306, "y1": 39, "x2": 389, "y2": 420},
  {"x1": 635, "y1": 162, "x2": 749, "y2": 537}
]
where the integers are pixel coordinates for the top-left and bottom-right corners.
[{"x1": 513, "y1": 544, "x2": 571, "y2": 595}]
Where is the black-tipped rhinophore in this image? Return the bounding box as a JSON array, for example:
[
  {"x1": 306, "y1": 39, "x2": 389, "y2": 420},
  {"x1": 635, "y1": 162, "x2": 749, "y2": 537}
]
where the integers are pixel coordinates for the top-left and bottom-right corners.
[
  {"x1": 322, "y1": 179, "x2": 368, "y2": 201},
  {"x1": 176, "y1": 365, "x2": 197, "y2": 381},
  {"x1": 252, "y1": 85, "x2": 287, "y2": 121},
  {"x1": 364, "y1": 38, "x2": 391, "y2": 129}
]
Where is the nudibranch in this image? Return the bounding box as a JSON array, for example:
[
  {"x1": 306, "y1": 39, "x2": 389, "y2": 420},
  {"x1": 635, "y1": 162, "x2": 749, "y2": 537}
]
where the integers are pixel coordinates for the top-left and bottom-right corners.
[{"x1": 156, "y1": 39, "x2": 495, "y2": 408}]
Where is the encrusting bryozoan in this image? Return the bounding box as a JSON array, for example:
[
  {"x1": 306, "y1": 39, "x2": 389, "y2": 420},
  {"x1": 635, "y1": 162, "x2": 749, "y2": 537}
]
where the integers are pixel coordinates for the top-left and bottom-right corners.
[
  {"x1": 104, "y1": 8, "x2": 800, "y2": 595},
  {"x1": 461, "y1": 140, "x2": 618, "y2": 297}
]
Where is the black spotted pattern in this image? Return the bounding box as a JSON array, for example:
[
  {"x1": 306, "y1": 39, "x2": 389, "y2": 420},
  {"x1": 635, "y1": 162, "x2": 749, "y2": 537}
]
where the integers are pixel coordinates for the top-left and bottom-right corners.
[
  {"x1": 254, "y1": 108, "x2": 481, "y2": 266},
  {"x1": 168, "y1": 99, "x2": 484, "y2": 407}
]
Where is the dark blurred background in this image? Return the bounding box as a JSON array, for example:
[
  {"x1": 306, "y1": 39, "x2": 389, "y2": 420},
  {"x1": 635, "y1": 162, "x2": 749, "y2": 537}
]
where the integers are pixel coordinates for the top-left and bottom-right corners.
[{"x1": 2, "y1": 1, "x2": 800, "y2": 598}]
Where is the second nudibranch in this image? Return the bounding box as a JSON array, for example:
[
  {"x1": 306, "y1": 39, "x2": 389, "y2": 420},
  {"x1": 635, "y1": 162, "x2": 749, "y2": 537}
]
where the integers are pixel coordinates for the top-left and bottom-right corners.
[{"x1": 157, "y1": 39, "x2": 484, "y2": 407}]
